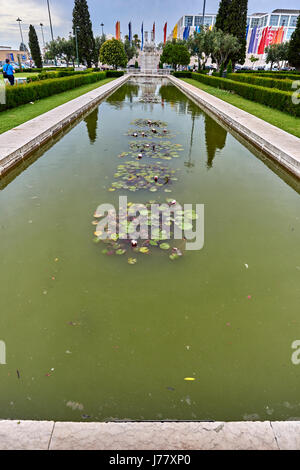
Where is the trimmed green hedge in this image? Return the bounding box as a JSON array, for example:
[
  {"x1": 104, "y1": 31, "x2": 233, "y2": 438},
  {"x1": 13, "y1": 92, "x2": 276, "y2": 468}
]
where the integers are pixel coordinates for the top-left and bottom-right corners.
[
  {"x1": 26, "y1": 70, "x2": 91, "y2": 83},
  {"x1": 227, "y1": 73, "x2": 295, "y2": 92},
  {"x1": 254, "y1": 72, "x2": 300, "y2": 80},
  {"x1": 1, "y1": 71, "x2": 122, "y2": 111},
  {"x1": 178, "y1": 72, "x2": 299, "y2": 116},
  {"x1": 106, "y1": 70, "x2": 124, "y2": 77}
]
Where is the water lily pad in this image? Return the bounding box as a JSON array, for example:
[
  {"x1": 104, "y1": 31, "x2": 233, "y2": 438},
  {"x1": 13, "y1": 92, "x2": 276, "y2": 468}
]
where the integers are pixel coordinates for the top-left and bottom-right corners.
[
  {"x1": 116, "y1": 249, "x2": 126, "y2": 255},
  {"x1": 139, "y1": 247, "x2": 150, "y2": 254},
  {"x1": 128, "y1": 258, "x2": 137, "y2": 265},
  {"x1": 160, "y1": 243, "x2": 170, "y2": 250}
]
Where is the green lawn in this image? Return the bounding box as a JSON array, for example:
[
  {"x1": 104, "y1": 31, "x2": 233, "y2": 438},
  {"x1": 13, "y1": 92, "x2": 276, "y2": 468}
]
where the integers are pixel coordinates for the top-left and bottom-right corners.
[
  {"x1": 182, "y1": 78, "x2": 300, "y2": 139},
  {"x1": 0, "y1": 78, "x2": 115, "y2": 134},
  {"x1": 14, "y1": 72, "x2": 39, "y2": 78}
]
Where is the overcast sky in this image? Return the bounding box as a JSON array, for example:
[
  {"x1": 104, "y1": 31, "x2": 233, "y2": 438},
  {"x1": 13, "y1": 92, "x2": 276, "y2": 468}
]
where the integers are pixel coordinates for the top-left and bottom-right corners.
[{"x1": 0, "y1": 0, "x2": 299, "y2": 49}]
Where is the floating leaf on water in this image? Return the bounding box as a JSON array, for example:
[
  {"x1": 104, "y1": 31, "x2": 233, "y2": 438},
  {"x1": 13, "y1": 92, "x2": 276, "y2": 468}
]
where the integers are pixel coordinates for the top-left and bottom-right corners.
[
  {"x1": 102, "y1": 249, "x2": 108, "y2": 255},
  {"x1": 184, "y1": 378, "x2": 196, "y2": 381},
  {"x1": 128, "y1": 258, "x2": 137, "y2": 265},
  {"x1": 160, "y1": 243, "x2": 170, "y2": 250},
  {"x1": 150, "y1": 240, "x2": 158, "y2": 246},
  {"x1": 169, "y1": 253, "x2": 180, "y2": 261},
  {"x1": 139, "y1": 247, "x2": 150, "y2": 254},
  {"x1": 93, "y1": 237, "x2": 101, "y2": 244},
  {"x1": 116, "y1": 249, "x2": 126, "y2": 255}
]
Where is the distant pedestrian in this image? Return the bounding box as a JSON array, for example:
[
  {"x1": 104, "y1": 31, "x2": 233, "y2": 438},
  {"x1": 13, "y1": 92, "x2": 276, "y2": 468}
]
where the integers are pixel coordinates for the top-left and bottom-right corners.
[{"x1": 2, "y1": 59, "x2": 15, "y2": 86}]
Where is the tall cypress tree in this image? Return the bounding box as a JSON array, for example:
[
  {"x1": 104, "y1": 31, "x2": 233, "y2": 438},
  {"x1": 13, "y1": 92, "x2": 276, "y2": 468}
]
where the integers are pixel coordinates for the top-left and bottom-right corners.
[
  {"x1": 215, "y1": 0, "x2": 232, "y2": 31},
  {"x1": 72, "y1": 0, "x2": 95, "y2": 67},
  {"x1": 224, "y1": 0, "x2": 248, "y2": 65},
  {"x1": 28, "y1": 25, "x2": 43, "y2": 68},
  {"x1": 288, "y1": 15, "x2": 300, "y2": 71}
]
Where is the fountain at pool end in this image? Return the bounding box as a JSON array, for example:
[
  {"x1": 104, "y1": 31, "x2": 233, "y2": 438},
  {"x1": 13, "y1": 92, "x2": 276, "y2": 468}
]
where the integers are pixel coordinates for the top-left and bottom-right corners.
[{"x1": 139, "y1": 31, "x2": 161, "y2": 73}]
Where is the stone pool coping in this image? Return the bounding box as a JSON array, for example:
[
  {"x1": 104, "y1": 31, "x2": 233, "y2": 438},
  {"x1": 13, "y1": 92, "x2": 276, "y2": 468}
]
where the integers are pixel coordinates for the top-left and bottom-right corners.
[
  {"x1": 168, "y1": 75, "x2": 300, "y2": 179},
  {"x1": 0, "y1": 74, "x2": 129, "y2": 176},
  {"x1": 0, "y1": 420, "x2": 299, "y2": 450}
]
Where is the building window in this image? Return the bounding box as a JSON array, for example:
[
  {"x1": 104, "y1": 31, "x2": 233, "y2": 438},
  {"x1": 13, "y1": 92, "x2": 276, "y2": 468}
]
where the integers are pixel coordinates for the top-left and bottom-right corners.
[
  {"x1": 204, "y1": 16, "x2": 212, "y2": 26},
  {"x1": 185, "y1": 16, "x2": 193, "y2": 27},
  {"x1": 280, "y1": 15, "x2": 289, "y2": 26},
  {"x1": 289, "y1": 16, "x2": 298, "y2": 27},
  {"x1": 251, "y1": 18, "x2": 259, "y2": 28},
  {"x1": 286, "y1": 28, "x2": 294, "y2": 40},
  {"x1": 269, "y1": 15, "x2": 279, "y2": 26},
  {"x1": 194, "y1": 16, "x2": 202, "y2": 26}
]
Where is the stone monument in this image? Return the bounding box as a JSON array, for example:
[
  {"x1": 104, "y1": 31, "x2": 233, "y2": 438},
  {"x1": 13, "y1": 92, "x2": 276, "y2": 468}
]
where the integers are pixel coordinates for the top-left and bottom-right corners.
[{"x1": 139, "y1": 30, "x2": 161, "y2": 72}]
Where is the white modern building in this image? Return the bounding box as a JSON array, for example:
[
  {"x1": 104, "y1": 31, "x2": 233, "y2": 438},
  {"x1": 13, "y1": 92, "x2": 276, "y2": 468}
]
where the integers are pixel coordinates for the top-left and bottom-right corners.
[{"x1": 170, "y1": 9, "x2": 299, "y2": 66}]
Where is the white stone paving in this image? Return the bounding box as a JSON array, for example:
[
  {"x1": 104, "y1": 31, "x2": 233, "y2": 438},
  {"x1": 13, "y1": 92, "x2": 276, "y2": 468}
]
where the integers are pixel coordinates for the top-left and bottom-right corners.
[{"x1": 0, "y1": 420, "x2": 299, "y2": 450}]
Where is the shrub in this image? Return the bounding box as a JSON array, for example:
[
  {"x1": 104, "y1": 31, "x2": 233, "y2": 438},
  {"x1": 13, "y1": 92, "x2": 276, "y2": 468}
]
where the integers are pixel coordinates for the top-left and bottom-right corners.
[
  {"x1": 185, "y1": 72, "x2": 299, "y2": 116},
  {"x1": 0, "y1": 71, "x2": 112, "y2": 111},
  {"x1": 106, "y1": 70, "x2": 124, "y2": 77},
  {"x1": 227, "y1": 60, "x2": 233, "y2": 74},
  {"x1": 227, "y1": 73, "x2": 295, "y2": 91}
]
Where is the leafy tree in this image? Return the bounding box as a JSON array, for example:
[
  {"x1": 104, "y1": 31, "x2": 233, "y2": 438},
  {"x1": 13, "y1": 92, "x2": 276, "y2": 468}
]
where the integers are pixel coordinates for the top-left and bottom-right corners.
[
  {"x1": 288, "y1": 15, "x2": 300, "y2": 70},
  {"x1": 249, "y1": 55, "x2": 259, "y2": 65},
  {"x1": 45, "y1": 37, "x2": 76, "y2": 67},
  {"x1": 224, "y1": 0, "x2": 248, "y2": 65},
  {"x1": 72, "y1": 0, "x2": 95, "y2": 67},
  {"x1": 211, "y1": 30, "x2": 240, "y2": 70},
  {"x1": 28, "y1": 24, "x2": 43, "y2": 68},
  {"x1": 160, "y1": 42, "x2": 190, "y2": 70},
  {"x1": 227, "y1": 59, "x2": 232, "y2": 73},
  {"x1": 133, "y1": 34, "x2": 141, "y2": 49},
  {"x1": 215, "y1": 0, "x2": 232, "y2": 31},
  {"x1": 20, "y1": 42, "x2": 29, "y2": 52},
  {"x1": 188, "y1": 30, "x2": 213, "y2": 70},
  {"x1": 124, "y1": 38, "x2": 137, "y2": 62},
  {"x1": 99, "y1": 38, "x2": 128, "y2": 69},
  {"x1": 93, "y1": 35, "x2": 106, "y2": 67},
  {"x1": 266, "y1": 43, "x2": 289, "y2": 70}
]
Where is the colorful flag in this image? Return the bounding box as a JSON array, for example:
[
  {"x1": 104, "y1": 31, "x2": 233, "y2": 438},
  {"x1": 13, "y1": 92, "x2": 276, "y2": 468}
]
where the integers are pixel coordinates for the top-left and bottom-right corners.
[
  {"x1": 163, "y1": 22, "x2": 167, "y2": 44},
  {"x1": 247, "y1": 27, "x2": 256, "y2": 54},
  {"x1": 141, "y1": 22, "x2": 144, "y2": 50},
  {"x1": 183, "y1": 26, "x2": 190, "y2": 40},
  {"x1": 277, "y1": 26, "x2": 284, "y2": 44},
  {"x1": 173, "y1": 24, "x2": 178, "y2": 40},
  {"x1": 258, "y1": 27, "x2": 268, "y2": 54},
  {"x1": 253, "y1": 27, "x2": 261, "y2": 54},
  {"x1": 115, "y1": 21, "x2": 120, "y2": 40},
  {"x1": 128, "y1": 21, "x2": 132, "y2": 42}
]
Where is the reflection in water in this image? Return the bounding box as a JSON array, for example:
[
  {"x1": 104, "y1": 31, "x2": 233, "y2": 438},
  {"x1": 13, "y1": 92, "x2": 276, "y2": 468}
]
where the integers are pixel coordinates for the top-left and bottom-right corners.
[
  {"x1": 159, "y1": 84, "x2": 202, "y2": 118},
  {"x1": 106, "y1": 83, "x2": 139, "y2": 108},
  {"x1": 205, "y1": 115, "x2": 227, "y2": 169},
  {"x1": 185, "y1": 115, "x2": 196, "y2": 171},
  {"x1": 84, "y1": 108, "x2": 99, "y2": 144}
]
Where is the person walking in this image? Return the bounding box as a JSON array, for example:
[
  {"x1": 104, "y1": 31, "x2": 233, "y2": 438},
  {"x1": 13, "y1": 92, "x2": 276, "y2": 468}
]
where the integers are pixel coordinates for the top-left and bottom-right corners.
[{"x1": 2, "y1": 59, "x2": 15, "y2": 86}]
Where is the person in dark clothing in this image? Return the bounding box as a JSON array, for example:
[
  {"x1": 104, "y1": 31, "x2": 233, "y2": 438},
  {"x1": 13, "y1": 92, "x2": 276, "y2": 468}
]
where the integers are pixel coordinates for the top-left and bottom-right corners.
[{"x1": 2, "y1": 59, "x2": 15, "y2": 85}]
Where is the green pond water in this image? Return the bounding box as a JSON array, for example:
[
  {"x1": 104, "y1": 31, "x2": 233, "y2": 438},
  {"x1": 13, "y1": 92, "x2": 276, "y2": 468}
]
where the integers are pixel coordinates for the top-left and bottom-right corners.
[{"x1": 0, "y1": 78, "x2": 300, "y2": 422}]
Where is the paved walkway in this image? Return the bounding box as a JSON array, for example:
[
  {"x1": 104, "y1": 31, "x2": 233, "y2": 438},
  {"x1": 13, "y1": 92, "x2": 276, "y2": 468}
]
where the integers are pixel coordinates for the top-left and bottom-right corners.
[
  {"x1": 169, "y1": 76, "x2": 300, "y2": 179},
  {"x1": 0, "y1": 420, "x2": 299, "y2": 450},
  {"x1": 0, "y1": 75, "x2": 129, "y2": 176}
]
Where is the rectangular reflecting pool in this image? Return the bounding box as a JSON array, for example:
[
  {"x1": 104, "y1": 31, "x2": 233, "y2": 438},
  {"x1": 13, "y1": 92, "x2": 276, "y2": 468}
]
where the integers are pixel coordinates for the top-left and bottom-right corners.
[{"x1": 0, "y1": 77, "x2": 299, "y2": 422}]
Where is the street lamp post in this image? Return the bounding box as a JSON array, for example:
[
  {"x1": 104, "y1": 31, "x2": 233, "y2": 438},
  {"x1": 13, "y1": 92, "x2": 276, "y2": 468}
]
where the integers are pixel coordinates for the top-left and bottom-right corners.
[
  {"x1": 16, "y1": 18, "x2": 24, "y2": 45},
  {"x1": 202, "y1": 0, "x2": 207, "y2": 27},
  {"x1": 74, "y1": 26, "x2": 80, "y2": 68},
  {"x1": 101, "y1": 23, "x2": 104, "y2": 36},
  {"x1": 47, "y1": 0, "x2": 54, "y2": 41},
  {"x1": 47, "y1": 0, "x2": 56, "y2": 65}
]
